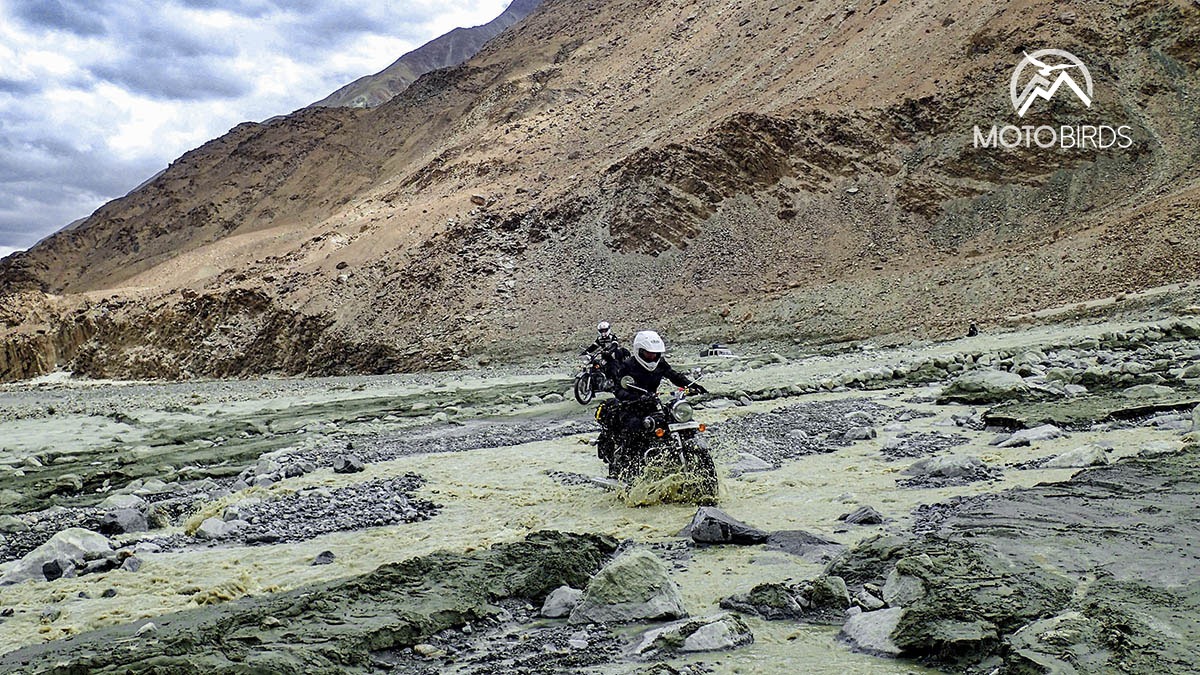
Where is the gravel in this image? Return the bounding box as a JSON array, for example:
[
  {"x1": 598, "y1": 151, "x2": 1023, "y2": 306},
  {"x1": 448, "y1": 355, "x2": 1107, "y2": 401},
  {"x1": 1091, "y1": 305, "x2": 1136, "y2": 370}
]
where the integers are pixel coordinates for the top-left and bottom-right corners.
[{"x1": 706, "y1": 399, "x2": 894, "y2": 465}]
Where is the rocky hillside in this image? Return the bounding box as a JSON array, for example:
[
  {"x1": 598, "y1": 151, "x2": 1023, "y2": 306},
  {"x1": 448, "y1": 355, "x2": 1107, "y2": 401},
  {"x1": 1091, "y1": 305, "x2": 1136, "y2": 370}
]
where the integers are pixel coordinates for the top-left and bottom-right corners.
[
  {"x1": 311, "y1": 0, "x2": 542, "y2": 109},
  {"x1": 1, "y1": 0, "x2": 1198, "y2": 381}
]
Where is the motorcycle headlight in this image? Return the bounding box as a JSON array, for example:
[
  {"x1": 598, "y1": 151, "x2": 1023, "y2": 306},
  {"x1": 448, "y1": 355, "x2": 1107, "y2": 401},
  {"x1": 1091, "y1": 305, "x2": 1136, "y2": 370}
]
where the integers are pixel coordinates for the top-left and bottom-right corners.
[{"x1": 670, "y1": 401, "x2": 694, "y2": 423}]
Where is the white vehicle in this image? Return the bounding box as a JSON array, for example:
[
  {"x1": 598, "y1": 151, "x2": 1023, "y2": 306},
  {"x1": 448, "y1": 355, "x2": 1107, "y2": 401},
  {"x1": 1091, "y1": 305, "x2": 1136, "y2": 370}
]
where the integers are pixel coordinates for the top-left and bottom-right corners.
[{"x1": 700, "y1": 344, "x2": 736, "y2": 358}]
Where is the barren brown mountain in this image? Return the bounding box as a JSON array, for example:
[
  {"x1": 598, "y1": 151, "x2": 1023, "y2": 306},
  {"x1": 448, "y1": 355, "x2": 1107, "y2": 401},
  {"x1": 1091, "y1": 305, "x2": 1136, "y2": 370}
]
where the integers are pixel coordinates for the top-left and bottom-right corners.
[{"x1": 1, "y1": 0, "x2": 1198, "y2": 381}]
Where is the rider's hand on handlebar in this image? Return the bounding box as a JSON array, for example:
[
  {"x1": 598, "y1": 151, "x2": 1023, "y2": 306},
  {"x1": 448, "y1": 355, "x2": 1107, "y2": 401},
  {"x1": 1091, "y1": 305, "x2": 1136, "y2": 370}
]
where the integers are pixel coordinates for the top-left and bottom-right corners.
[{"x1": 688, "y1": 383, "x2": 708, "y2": 396}]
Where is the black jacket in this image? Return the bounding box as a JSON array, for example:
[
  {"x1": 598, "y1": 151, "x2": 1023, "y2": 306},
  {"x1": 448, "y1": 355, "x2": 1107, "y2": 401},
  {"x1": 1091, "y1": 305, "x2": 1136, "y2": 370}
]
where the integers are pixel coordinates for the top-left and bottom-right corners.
[
  {"x1": 612, "y1": 356, "x2": 693, "y2": 402},
  {"x1": 583, "y1": 335, "x2": 619, "y2": 355}
]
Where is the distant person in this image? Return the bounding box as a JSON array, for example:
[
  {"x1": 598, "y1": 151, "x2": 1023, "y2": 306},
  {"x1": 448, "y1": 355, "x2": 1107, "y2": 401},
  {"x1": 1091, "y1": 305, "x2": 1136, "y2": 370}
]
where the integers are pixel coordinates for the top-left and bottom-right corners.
[
  {"x1": 581, "y1": 321, "x2": 629, "y2": 381},
  {"x1": 967, "y1": 322, "x2": 979, "y2": 337}
]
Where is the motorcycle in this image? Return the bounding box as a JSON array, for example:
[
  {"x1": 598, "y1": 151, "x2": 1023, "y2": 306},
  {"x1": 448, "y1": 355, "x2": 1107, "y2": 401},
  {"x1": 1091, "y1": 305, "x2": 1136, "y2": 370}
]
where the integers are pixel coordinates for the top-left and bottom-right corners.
[
  {"x1": 603, "y1": 374, "x2": 718, "y2": 504},
  {"x1": 573, "y1": 352, "x2": 614, "y2": 404}
]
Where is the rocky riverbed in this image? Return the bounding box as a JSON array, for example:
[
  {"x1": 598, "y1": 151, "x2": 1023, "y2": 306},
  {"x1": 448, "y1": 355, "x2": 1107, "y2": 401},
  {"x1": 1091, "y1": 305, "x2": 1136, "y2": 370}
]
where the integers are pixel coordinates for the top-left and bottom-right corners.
[{"x1": 0, "y1": 315, "x2": 1198, "y2": 673}]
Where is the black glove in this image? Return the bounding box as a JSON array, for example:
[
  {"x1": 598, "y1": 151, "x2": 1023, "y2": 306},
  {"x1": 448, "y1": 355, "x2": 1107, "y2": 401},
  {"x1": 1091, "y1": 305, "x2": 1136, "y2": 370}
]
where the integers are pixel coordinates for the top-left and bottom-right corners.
[{"x1": 689, "y1": 383, "x2": 708, "y2": 395}]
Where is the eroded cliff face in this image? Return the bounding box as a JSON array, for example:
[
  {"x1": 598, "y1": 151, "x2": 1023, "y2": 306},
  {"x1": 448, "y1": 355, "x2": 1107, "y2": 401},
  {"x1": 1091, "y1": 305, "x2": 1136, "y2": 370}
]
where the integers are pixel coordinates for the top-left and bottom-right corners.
[{"x1": 1, "y1": 0, "x2": 1198, "y2": 381}]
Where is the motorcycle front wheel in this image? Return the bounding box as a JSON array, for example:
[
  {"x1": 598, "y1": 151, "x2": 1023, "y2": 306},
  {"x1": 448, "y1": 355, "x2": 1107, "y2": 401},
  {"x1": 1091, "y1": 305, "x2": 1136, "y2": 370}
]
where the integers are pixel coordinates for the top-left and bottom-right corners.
[{"x1": 574, "y1": 372, "x2": 594, "y2": 404}]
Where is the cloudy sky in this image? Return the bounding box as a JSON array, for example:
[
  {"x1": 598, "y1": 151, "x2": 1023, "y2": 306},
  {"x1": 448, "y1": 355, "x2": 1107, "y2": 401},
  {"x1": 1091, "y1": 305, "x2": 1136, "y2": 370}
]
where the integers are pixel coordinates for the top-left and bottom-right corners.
[{"x1": 0, "y1": 0, "x2": 510, "y2": 258}]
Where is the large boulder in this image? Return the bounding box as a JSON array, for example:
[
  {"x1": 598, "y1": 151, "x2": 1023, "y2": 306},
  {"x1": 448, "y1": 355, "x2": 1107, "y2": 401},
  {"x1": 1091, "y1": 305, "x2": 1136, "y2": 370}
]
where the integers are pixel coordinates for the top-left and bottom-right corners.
[
  {"x1": 568, "y1": 549, "x2": 687, "y2": 624},
  {"x1": 720, "y1": 582, "x2": 806, "y2": 620},
  {"x1": 903, "y1": 455, "x2": 987, "y2": 479},
  {"x1": 0, "y1": 528, "x2": 112, "y2": 585},
  {"x1": 839, "y1": 607, "x2": 904, "y2": 657},
  {"x1": 938, "y1": 369, "x2": 1031, "y2": 405},
  {"x1": 540, "y1": 585, "x2": 583, "y2": 618},
  {"x1": 99, "y1": 509, "x2": 149, "y2": 535},
  {"x1": 634, "y1": 613, "x2": 753, "y2": 655},
  {"x1": 687, "y1": 507, "x2": 768, "y2": 545},
  {"x1": 997, "y1": 424, "x2": 1064, "y2": 448},
  {"x1": 194, "y1": 517, "x2": 230, "y2": 540},
  {"x1": 1043, "y1": 444, "x2": 1109, "y2": 469}
]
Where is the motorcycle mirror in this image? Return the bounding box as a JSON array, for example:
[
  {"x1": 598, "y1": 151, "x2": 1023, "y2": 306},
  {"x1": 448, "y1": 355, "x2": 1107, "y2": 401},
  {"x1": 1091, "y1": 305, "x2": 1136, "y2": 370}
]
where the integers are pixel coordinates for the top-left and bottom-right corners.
[
  {"x1": 620, "y1": 376, "x2": 648, "y2": 393},
  {"x1": 690, "y1": 367, "x2": 703, "y2": 380}
]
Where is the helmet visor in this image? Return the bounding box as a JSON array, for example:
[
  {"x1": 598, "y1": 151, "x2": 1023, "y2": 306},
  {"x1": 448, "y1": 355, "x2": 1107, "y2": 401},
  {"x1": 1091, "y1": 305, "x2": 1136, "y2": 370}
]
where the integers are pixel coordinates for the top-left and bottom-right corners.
[{"x1": 638, "y1": 349, "x2": 662, "y2": 363}]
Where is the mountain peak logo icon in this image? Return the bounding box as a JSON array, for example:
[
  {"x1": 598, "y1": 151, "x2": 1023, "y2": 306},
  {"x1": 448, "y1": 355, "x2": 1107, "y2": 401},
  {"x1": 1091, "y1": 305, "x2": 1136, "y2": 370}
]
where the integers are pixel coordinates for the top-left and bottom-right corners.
[{"x1": 1010, "y1": 49, "x2": 1093, "y2": 118}]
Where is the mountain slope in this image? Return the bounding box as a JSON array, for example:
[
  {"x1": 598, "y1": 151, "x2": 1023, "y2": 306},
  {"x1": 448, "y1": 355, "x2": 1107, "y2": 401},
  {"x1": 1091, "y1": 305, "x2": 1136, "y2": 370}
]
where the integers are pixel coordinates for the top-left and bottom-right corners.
[
  {"x1": 311, "y1": 0, "x2": 542, "y2": 109},
  {"x1": 0, "y1": 0, "x2": 1198, "y2": 381}
]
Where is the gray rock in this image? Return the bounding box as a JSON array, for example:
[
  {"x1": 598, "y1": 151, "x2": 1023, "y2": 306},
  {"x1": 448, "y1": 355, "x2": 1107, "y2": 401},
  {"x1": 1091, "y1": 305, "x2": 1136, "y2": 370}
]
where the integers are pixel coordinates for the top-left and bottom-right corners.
[
  {"x1": 634, "y1": 613, "x2": 754, "y2": 655},
  {"x1": 1064, "y1": 384, "x2": 1089, "y2": 396},
  {"x1": 938, "y1": 369, "x2": 1030, "y2": 404},
  {"x1": 54, "y1": 473, "x2": 84, "y2": 494},
  {"x1": 0, "y1": 515, "x2": 29, "y2": 534},
  {"x1": 807, "y1": 575, "x2": 851, "y2": 610},
  {"x1": 41, "y1": 558, "x2": 74, "y2": 582},
  {"x1": 332, "y1": 455, "x2": 365, "y2": 474},
  {"x1": 855, "y1": 589, "x2": 886, "y2": 611},
  {"x1": 99, "y1": 509, "x2": 148, "y2": 535},
  {"x1": 568, "y1": 549, "x2": 687, "y2": 624},
  {"x1": 845, "y1": 426, "x2": 878, "y2": 440},
  {"x1": 255, "y1": 459, "x2": 281, "y2": 476},
  {"x1": 840, "y1": 505, "x2": 885, "y2": 525},
  {"x1": 1, "y1": 528, "x2": 112, "y2": 585},
  {"x1": 1043, "y1": 444, "x2": 1109, "y2": 469},
  {"x1": 98, "y1": 494, "x2": 148, "y2": 512},
  {"x1": 882, "y1": 569, "x2": 926, "y2": 607},
  {"x1": 540, "y1": 585, "x2": 583, "y2": 618},
  {"x1": 194, "y1": 517, "x2": 228, "y2": 540},
  {"x1": 312, "y1": 551, "x2": 336, "y2": 566},
  {"x1": 543, "y1": 393, "x2": 565, "y2": 404},
  {"x1": 998, "y1": 424, "x2": 1064, "y2": 448},
  {"x1": 1122, "y1": 384, "x2": 1175, "y2": 398},
  {"x1": 844, "y1": 411, "x2": 876, "y2": 426},
  {"x1": 120, "y1": 556, "x2": 142, "y2": 573},
  {"x1": 1138, "y1": 441, "x2": 1181, "y2": 457},
  {"x1": 688, "y1": 507, "x2": 769, "y2": 545},
  {"x1": 1193, "y1": 404, "x2": 1200, "y2": 433},
  {"x1": 730, "y1": 453, "x2": 773, "y2": 473},
  {"x1": 839, "y1": 607, "x2": 904, "y2": 657},
  {"x1": 764, "y1": 531, "x2": 846, "y2": 563},
  {"x1": 903, "y1": 455, "x2": 987, "y2": 478}
]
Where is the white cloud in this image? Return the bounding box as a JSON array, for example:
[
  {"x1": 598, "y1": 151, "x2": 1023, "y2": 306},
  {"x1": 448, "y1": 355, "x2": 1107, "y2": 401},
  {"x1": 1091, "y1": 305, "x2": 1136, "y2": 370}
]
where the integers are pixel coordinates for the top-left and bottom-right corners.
[{"x1": 0, "y1": 0, "x2": 517, "y2": 250}]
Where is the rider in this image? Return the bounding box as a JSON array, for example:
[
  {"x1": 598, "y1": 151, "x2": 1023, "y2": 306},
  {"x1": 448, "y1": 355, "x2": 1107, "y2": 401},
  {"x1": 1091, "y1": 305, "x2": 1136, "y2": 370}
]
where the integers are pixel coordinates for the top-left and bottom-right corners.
[
  {"x1": 581, "y1": 321, "x2": 628, "y2": 381},
  {"x1": 596, "y1": 330, "x2": 707, "y2": 474}
]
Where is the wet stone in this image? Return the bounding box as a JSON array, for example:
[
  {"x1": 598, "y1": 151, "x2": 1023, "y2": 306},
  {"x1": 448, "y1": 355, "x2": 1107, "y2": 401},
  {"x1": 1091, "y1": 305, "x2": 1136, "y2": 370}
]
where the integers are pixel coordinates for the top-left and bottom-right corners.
[
  {"x1": 839, "y1": 505, "x2": 885, "y2": 525},
  {"x1": 686, "y1": 507, "x2": 768, "y2": 545}
]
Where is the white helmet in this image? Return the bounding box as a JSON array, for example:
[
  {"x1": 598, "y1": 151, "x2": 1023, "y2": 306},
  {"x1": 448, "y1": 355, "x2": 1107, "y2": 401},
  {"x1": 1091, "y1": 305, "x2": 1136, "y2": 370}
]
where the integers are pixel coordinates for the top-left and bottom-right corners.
[
  {"x1": 597, "y1": 321, "x2": 611, "y2": 336},
  {"x1": 632, "y1": 330, "x2": 666, "y2": 371}
]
